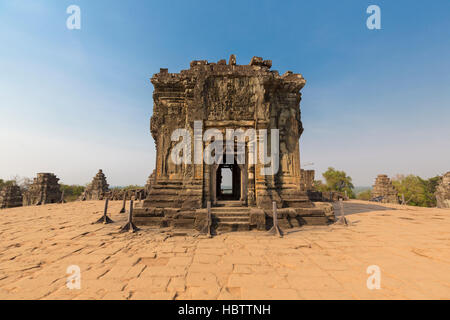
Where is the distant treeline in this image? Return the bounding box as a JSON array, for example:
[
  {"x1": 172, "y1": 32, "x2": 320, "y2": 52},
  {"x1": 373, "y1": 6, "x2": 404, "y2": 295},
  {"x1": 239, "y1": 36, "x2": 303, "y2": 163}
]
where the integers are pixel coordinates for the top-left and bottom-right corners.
[
  {"x1": 60, "y1": 184, "x2": 85, "y2": 202},
  {"x1": 62, "y1": 185, "x2": 145, "y2": 202},
  {"x1": 314, "y1": 167, "x2": 355, "y2": 198},
  {"x1": 355, "y1": 174, "x2": 440, "y2": 207},
  {"x1": 313, "y1": 168, "x2": 441, "y2": 207},
  {"x1": 1, "y1": 176, "x2": 144, "y2": 203},
  {"x1": 2, "y1": 171, "x2": 442, "y2": 207},
  {"x1": 0, "y1": 179, "x2": 16, "y2": 188},
  {"x1": 110, "y1": 185, "x2": 144, "y2": 191}
]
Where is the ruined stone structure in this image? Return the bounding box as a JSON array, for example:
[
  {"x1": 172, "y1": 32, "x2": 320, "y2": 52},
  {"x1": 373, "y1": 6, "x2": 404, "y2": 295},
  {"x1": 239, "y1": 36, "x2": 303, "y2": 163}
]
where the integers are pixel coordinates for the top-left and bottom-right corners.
[
  {"x1": 23, "y1": 173, "x2": 62, "y2": 206},
  {"x1": 108, "y1": 188, "x2": 146, "y2": 201},
  {"x1": 300, "y1": 169, "x2": 324, "y2": 202},
  {"x1": 372, "y1": 174, "x2": 399, "y2": 204},
  {"x1": 435, "y1": 172, "x2": 450, "y2": 208},
  {"x1": 0, "y1": 184, "x2": 23, "y2": 209},
  {"x1": 300, "y1": 169, "x2": 315, "y2": 191},
  {"x1": 79, "y1": 170, "x2": 110, "y2": 201},
  {"x1": 134, "y1": 56, "x2": 333, "y2": 230},
  {"x1": 145, "y1": 170, "x2": 156, "y2": 195}
]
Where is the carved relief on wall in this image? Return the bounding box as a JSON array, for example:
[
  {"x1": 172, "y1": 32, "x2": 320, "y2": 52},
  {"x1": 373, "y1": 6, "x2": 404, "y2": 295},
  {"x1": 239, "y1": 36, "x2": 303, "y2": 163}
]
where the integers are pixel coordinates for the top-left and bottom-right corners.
[
  {"x1": 278, "y1": 107, "x2": 299, "y2": 176},
  {"x1": 160, "y1": 127, "x2": 183, "y2": 179},
  {"x1": 203, "y1": 77, "x2": 257, "y2": 121}
]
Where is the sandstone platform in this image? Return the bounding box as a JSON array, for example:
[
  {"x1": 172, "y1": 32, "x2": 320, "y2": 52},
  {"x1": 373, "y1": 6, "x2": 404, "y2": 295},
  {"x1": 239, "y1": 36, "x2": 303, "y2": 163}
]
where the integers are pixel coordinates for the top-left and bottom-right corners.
[{"x1": 0, "y1": 200, "x2": 448, "y2": 300}]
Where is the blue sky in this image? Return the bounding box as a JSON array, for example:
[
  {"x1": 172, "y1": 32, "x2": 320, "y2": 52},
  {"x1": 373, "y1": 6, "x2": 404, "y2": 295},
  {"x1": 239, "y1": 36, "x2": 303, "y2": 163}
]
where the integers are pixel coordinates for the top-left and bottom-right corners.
[{"x1": 0, "y1": 0, "x2": 449, "y2": 187}]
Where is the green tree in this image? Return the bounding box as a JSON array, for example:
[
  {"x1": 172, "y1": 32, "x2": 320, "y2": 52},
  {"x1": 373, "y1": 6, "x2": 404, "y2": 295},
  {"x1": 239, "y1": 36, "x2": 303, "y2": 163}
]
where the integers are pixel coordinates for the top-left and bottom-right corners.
[
  {"x1": 120, "y1": 185, "x2": 144, "y2": 191},
  {"x1": 392, "y1": 174, "x2": 439, "y2": 207},
  {"x1": 313, "y1": 180, "x2": 327, "y2": 193},
  {"x1": 0, "y1": 178, "x2": 17, "y2": 189},
  {"x1": 60, "y1": 184, "x2": 85, "y2": 202},
  {"x1": 320, "y1": 167, "x2": 355, "y2": 198},
  {"x1": 356, "y1": 189, "x2": 372, "y2": 200}
]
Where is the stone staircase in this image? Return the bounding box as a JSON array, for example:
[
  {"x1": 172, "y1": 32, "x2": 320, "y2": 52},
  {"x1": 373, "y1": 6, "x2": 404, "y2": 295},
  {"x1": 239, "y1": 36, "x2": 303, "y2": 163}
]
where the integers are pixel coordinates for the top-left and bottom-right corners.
[{"x1": 212, "y1": 201, "x2": 251, "y2": 232}]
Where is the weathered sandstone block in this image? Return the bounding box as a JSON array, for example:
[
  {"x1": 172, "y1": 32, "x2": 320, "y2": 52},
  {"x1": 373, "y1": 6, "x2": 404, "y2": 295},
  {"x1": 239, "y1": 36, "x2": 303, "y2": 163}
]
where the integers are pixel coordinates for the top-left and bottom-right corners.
[{"x1": 435, "y1": 172, "x2": 450, "y2": 208}]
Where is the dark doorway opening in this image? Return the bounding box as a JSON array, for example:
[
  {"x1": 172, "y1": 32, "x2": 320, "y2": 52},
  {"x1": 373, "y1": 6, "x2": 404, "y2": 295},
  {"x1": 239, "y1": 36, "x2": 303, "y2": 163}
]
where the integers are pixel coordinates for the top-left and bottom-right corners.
[{"x1": 216, "y1": 159, "x2": 241, "y2": 201}]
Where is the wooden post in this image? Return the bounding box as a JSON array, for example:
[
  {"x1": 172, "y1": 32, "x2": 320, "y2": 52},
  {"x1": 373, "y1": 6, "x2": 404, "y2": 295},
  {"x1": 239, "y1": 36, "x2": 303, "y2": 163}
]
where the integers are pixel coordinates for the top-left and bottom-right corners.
[
  {"x1": 94, "y1": 198, "x2": 114, "y2": 224},
  {"x1": 119, "y1": 191, "x2": 126, "y2": 213},
  {"x1": 120, "y1": 200, "x2": 140, "y2": 233},
  {"x1": 267, "y1": 201, "x2": 283, "y2": 237}
]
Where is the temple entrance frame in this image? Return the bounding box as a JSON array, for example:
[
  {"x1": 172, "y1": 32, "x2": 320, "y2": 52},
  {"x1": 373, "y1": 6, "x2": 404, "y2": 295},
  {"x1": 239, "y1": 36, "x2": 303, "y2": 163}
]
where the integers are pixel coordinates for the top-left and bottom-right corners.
[{"x1": 209, "y1": 145, "x2": 248, "y2": 206}]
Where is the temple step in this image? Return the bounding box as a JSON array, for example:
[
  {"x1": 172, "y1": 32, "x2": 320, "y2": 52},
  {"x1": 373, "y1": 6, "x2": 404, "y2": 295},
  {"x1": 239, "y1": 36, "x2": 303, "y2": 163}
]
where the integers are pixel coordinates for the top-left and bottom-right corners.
[
  {"x1": 215, "y1": 200, "x2": 244, "y2": 207},
  {"x1": 213, "y1": 212, "x2": 249, "y2": 217},
  {"x1": 171, "y1": 218, "x2": 195, "y2": 229},
  {"x1": 216, "y1": 222, "x2": 250, "y2": 232},
  {"x1": 211, "y1": 208, "x2": 249, "y2": 214},
  {"x1": 210, "y1": 204, "x2": 251, "y2": 231},
  {"x1": 133, "y1": 216, "x2": 166, "y2": 227},
  {"x1": 215, "y1": 217, "x2": 249, "y2": 225},
  {"x1": 151, "y1": 185, "x2": 183, "y2": 190},
  {"x1": 283, "y1": 198, "x2": 314, "y2": 208}
]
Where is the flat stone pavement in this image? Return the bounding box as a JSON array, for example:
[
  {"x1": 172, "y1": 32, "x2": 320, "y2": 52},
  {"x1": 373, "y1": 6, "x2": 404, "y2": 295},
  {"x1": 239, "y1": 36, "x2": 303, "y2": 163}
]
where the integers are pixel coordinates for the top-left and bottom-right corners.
[{"x1": 0, "y1": 200, "x2": 449, "y2": 300}]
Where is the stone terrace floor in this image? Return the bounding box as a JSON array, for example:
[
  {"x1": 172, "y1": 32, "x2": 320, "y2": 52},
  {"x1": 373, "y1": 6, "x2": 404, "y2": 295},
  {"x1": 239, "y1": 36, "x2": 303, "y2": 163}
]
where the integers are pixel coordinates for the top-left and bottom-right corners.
[{"x1": 0, "y1": 200, "x2": 449, "y2": 300}]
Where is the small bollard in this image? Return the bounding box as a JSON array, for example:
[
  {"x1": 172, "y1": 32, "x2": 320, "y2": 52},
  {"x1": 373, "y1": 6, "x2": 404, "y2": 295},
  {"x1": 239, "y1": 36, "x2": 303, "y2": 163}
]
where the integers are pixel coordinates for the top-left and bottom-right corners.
[
  {"x1": 267, "y1": 201, "x2": 283, "y2": 237},
  {"x1": 200, "y1": 201, "x2": 212, "y2": 237},
  {"x1": 120, "y1": 200, "x2": 140, "y2": 233},
  {"x1": 119, "y1": 192, "x2": 127, "y2": 213},
  {"x1": 335, "y1": 198, "x2": 348, "y2": 225},
  {"x1": 94, "y1": 198, "x2": 114, "y2": 224}
]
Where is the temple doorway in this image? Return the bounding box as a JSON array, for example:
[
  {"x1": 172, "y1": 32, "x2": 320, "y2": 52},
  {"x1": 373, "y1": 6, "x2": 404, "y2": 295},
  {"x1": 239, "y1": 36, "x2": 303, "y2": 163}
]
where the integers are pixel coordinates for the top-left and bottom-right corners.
[{"x1": 216, "y1": 161, "x2": 241, "y2": 201}]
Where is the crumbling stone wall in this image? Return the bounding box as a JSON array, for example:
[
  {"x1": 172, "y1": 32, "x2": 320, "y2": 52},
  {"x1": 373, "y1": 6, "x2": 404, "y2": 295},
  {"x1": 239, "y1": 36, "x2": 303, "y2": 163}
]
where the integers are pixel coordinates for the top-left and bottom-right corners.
[
  {"x1": 79, "y1": 169, "x2": 109, "y2": 201},
  {"x1": 0, "y1": 185, "x2": 23, "y2": 209},
  {"x1": 435, "y1": 172, "x2": 450, "y2": 208},
  {"x1": 372, "y1": 174, "x2": 399, "y2": 204},
  {"x1": 108, "y1": 189, "x2": 146, "y2": 201},
  {"x1": 300, "y1": 169, "x2": 315, "y2": 191},
  {"x1": 23, "y1": 173, "x2": 62, "y2": 206},
  {"x1": 145, "y1": 170, "x2": 155, "y2": 195}
]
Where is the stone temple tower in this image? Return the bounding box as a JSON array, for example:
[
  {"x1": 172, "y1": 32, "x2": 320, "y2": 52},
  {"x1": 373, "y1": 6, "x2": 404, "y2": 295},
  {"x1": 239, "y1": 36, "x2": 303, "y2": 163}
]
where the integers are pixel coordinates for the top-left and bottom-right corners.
[
  {"x1": 372, "y1": 174, "x2": 399, "y2": 204},
  {"x1": 23, "y1": 173, "x2": 62, "y2": 206},
  {"x1": 79, "y1": 169, "x2": 110, "y2": 201},
  {"x1": 134, "y1": 56, "x2": 333, "y2": 231},
  {"x1": 0, "y1": 184, "x2": 23, "y2": 209}
]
